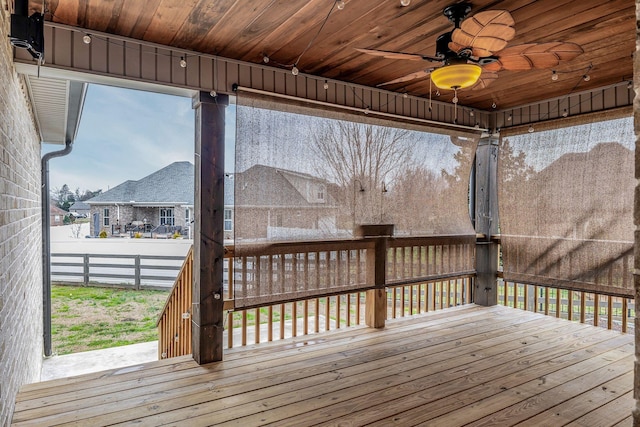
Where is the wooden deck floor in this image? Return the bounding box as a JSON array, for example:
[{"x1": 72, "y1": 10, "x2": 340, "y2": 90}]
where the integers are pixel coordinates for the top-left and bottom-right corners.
[{"x1": 12, "y1": 305, "x2": 634, "y2": 426}]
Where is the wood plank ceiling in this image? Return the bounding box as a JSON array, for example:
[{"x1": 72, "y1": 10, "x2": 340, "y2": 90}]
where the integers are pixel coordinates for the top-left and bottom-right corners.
[{"x1": 33, "y1": 0, "x2": 634, "y2": 111}]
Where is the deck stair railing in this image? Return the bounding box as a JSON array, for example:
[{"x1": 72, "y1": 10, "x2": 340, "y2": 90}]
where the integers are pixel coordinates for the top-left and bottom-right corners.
[
  {"x1": 158, "y1": 235, "x2": 476, "y2": 359},
  {"x1": 157, "y1": 246, "x2": 193, "y2": 359}
]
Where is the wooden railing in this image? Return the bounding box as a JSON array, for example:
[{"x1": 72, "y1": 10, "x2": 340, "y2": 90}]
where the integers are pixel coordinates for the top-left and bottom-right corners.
[
  {"x1": 498, "y1": 280, "x2": 635, "y2": 334},
  {"x1": 157, "y1": 246, "x2": 193, "y2": 359},
  {"x1": 158, "y1": 235, "x2": 476, "y2": 358}
]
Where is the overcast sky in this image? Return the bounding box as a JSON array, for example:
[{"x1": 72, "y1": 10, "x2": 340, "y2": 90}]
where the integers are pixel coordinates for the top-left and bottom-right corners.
[{"x1": 42, "y1": 84, "x2": 235, "y2": 194}]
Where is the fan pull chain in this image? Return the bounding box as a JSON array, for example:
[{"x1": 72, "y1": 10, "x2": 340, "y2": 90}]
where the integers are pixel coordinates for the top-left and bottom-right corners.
[
  {"x1": 429, "y1": 78, "x2": 433, "y2": 112},
  {"x1": 453, "y1": 88, "x2": 458, "y2": 123}
]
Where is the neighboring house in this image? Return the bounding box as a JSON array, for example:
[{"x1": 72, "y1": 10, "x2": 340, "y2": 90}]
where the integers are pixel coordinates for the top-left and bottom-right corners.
[
  {"x1": 83, "y1": 161, "x2": 335, "y2": 240},
  {"x1": 86, "y1": 161, "x2": 196, "y2": 237},
  {"x1": 69, "y1": 200, "x2": 91, "y2": 217},
  {"x1": 49, "y1": 205, "x2": 68, "y2": 226},
  {"x1": 234, "y1": 164, "x2": 339, "y2": 241}
]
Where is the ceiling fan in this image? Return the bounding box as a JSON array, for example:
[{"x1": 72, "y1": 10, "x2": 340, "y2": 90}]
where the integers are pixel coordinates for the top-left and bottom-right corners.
[{"x1": 356, "y1": 2, "x2": 583, "y2": 94}]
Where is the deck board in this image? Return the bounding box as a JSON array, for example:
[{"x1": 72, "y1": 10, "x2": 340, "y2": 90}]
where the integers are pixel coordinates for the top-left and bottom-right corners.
[{"x1": 11, "y1": 305, "x2": 634, "y2": 426}]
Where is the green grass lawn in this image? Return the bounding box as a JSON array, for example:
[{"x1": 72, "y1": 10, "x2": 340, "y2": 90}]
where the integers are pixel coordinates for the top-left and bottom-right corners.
[{"x1": 51, "y1": 285, "x2": 169, "y2": 355}]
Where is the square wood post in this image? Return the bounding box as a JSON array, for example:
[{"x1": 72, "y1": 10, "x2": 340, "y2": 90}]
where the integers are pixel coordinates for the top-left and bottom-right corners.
[
  {"x1": 191, "y1": 92, "x2": 228, "y2": 364},
  {"x1": 360, "y1": 225, "x2": 392, "y2": 328},
  {"x1": 474, "y1": 136, "x2": 499, "y2": 306}
]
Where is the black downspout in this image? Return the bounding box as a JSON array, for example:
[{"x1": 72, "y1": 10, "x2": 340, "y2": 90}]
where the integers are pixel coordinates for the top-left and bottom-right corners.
[{"x1": 42, "y1": 140, "x2": 73, "y2": 357}]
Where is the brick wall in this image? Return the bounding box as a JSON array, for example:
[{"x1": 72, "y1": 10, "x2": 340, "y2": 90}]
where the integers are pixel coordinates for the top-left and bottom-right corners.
[{"x1": 0, "y1": 1, "x2": 45, "y2": 425}]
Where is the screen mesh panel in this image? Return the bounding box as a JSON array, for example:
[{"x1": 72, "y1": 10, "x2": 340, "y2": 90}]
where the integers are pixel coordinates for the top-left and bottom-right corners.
[
  {"x1": 233, "y1": 93, "x2": 479, "y2": 306},
  {"x1": 498, "y1": 116, "x2": 634, "y2": 296}
]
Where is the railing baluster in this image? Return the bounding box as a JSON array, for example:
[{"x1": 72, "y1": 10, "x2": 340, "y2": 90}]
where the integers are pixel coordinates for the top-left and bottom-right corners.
[
  {"x1": 280, "y1": 303, "x2": 285, "y2": 339},
  {"x1": 567, "y1": 290, "x2": 573, "y2": 321},
  {"x1": 594, "y1": 294, "x2": 600, "y2": 327},
  {"x1": 401, "y1": 285, "x2": 406, "y2": 316},
  {"x1": 314, "y1": 298, "x2": 320, "y2": 333},
  {"x1": 607, "y1": 296, "x2": 613, "y2": 330},
  {"x1": 292, "y1": 302, "x2": 298, "y2": 336},
  {"x1": 304, "y1": 300, "x2": 309, "y2": 335},
  {"x1": 242, "y1": 310, "x2": 247, "y2": 346},
  {"x1": 622, "y1": 298, "x2": 628, "y2": 333},
  {"x1": 255, "y1": 308, "x2": 260, "y2": 344},
  {"x1": 346, "y1": 294, "x2": 351, "y2": 327},
  {"x1": 544, "y1": 287, "x2": 549, "y2": 316},
  {"x1": 227, "y1": 310, "x2": 233, "y2": 349},
  {"x1": 356, "y1": 292, "x2": 361, "y2": 325},
  {"x1": 392, "y1": 287, "x2": 397, "y2": 319},
  {"x1": 580, "y1": 292, "x2": 586, "y2": 324},
  {"x1": 503, "y1": 281, "x2": 508, "y2": 307},
  {"x1": 417, "y1": 283, "x2": 422, "y2": 313},
  {"x1": 268, "y1": 305, "x2": 273, "y2": 342},
  {"x1": 325, "y1": 296, "x2": 330, "y2": 331}
]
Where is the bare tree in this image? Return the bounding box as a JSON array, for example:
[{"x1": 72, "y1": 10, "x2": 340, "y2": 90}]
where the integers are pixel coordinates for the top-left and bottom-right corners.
[
  {"x1": 312, "y1": 121, "x2": 414, "y2": 226},
  {"x1": 70, "y1": 222, "x2": 83, "y2": 239}
]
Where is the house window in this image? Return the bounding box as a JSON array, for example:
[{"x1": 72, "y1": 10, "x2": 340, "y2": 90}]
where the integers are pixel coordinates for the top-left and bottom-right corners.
[
  {"x1": 224, "y1": 209, "x2": 233, "y2": 231},
  {"x1": 275, "y1": 213, "x2": 283, "y2": 227},
  {"x1": 160, "y1": 208, "x2": 175, "y2": 226},
  {"x1": 317, "y1": 185, "x2": 325, "y2": 201},
  {"x1": 185, "y1": 208, "x2": 191, "y2": 225},
  {"x1": 103, "y1": 208, "x2": 110, "y2": 226}
]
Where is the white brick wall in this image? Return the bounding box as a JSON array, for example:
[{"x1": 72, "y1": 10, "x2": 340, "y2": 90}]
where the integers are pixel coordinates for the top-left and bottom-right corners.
[{"x1": 0, "y1": 1, "x2": 44, "y2": 425}]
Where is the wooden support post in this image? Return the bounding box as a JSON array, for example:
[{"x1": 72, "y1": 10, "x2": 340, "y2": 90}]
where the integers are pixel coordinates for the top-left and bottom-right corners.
[
  {"x1": 365, "y1": 234, "x2": 389, "y2": 328},
  {"x1": 474, "y1": 136, "x2": 499, "y2": 306},
  {"x1": 191, "y1": 92, "x2": 229, "y2": 364}
]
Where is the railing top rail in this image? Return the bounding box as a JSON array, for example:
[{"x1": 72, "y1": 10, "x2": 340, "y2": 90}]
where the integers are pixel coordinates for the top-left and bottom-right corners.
[
  {"x1": 388, "y1": 234, "x2": 476, "y2": 248},
  {"x1": 230, "y1": 234, "x2": 478, "y2": 257},
  {"x1": 232, "y1": 238, "x2": 375, "y2": 257}
]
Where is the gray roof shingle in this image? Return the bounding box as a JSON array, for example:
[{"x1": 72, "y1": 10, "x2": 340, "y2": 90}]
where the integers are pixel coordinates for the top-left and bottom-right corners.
[{"x1": 87, "y1": 162, "x2": 195, "y2": 205}]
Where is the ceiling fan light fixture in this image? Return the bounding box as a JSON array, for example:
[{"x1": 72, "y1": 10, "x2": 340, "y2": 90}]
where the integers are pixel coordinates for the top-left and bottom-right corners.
[{"x1": 430, "y1": 63, "x2": 482, "y2": 90}]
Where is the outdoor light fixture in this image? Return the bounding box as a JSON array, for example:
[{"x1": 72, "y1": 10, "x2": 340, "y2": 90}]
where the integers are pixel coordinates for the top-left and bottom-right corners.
[
  {"x1": 551, "y1": 70, "x2": 558, "y2": 81},
  {"x1": 82, "y1": 34, "x2": 92, "y2": 44},
  {"x1": 430, "y1": 63, "x2": 482, "y2": 90},
  {"x1": 400, "y1": 0, "x2": 411, "y2": 6},
  {"x1": 179, "y1": 57, "x2": 187, "y2": 68},
  {"x1": 336, "y1": 0, "x2": 345, "y2": 10}
]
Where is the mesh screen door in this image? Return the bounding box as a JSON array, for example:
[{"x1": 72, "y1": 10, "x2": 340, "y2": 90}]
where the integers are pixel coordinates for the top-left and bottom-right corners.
[{"x1": 498, "y1": 114, "x2": 634, "y2": 296}]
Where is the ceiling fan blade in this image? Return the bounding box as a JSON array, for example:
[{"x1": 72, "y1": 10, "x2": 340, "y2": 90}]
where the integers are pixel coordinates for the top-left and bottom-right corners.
[
  {"x1": 472, "y1": 72, "x2": 498, "y2": 90},
  {"x1": 377, "y1": 69, "x2": 432, "y2": 86},
  {"x1": 355, "y1": 47, "x2": 441, "y2": 62},
  {"x1": 450, "y1": 10, "x2": 515, "y2": 57},
  {"x1": 483, "y1": 42, "x2": 584, "y2": 72}
]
